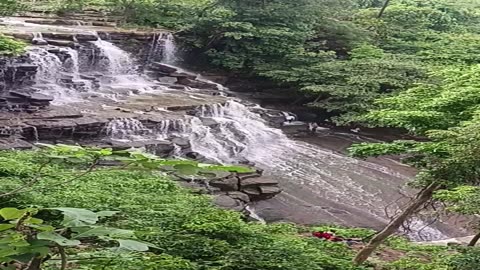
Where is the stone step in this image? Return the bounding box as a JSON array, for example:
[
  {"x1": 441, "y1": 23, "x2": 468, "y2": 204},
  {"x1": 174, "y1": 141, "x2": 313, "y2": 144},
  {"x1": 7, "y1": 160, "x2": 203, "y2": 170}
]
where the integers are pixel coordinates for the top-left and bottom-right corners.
[{"x1": 44, "y1": 39, "x2": 76, "y2": 48}]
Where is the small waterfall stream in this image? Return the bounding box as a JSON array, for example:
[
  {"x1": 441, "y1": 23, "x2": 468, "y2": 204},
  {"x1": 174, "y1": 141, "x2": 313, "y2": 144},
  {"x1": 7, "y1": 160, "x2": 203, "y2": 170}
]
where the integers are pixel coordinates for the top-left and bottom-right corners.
[
  {"x1": 162, "y1": 33, "x2": 177, "y2": 64},
  {"x1": 93, "y1": 39, "x2": 135, "y2": 75}
]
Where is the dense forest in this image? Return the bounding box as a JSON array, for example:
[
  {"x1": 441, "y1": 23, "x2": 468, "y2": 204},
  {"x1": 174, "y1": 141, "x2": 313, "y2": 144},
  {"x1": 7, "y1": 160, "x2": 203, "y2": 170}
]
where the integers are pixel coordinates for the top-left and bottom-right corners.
[{"x1": 1, "y1": 0, "x2": 480, "y2": 269}]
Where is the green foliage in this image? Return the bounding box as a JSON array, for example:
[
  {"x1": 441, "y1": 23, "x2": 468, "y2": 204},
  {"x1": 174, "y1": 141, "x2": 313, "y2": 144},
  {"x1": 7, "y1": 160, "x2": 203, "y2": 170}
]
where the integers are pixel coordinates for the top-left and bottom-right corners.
[
  {"x1": 0, "y1": 150, "x2": 366, "y2": 270},
  {"x1": 357, "y1": 64, "x2": 480, "y2": 133},
  {"x1": 0, "y1": 35, "x2": 26, "y2": 56},
  {"x1": 0, "y1": 0, "x2": 26, "y2": 15},
  {"x1": 0, "y1": 206, "x2": 152, "y2": 269},
  {"x1": 446, "y1": 248, "x2": 480, "y2": 270},
  {"x1": 435, "y1": 186, "x2": 480, "y2": 215}
]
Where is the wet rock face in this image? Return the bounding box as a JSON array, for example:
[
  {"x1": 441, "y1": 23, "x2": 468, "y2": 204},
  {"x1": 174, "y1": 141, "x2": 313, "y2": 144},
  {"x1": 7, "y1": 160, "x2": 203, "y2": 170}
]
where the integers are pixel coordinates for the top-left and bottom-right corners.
[
  {"x1": 176, "y1": 168, "x2": 282, "y2": 212},
  {"x1": 0, "y1": 57, "x2": 38, "y2": 92},
  {"x1": 0, "y1": 91, "x2": 53, "y2": 113}
]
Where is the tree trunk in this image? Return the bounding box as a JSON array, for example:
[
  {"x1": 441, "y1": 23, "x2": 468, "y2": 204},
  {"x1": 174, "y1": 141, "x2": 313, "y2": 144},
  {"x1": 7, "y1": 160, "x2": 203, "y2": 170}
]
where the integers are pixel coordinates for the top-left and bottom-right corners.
[
  {"x1": 468, "y1": 231, "x2": 480, "y2": 246},
  {"x1": 353, "y1": 182, "x2": 440, "y2": 265},
  {"x1": 377, "y1": 0, "x2": 391, "y2": 18}
]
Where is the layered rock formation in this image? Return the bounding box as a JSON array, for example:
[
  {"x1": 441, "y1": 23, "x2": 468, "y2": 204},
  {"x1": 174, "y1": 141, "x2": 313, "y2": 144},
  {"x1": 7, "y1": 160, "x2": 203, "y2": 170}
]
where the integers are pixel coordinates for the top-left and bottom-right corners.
[{"x1": 0, "y1": 13, "x2": 286, "y2": 219}]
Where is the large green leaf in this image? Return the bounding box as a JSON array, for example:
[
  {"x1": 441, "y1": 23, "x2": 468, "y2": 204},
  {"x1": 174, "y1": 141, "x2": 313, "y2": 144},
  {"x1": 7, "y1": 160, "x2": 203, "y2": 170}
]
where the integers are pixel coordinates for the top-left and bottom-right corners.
[
  {"x1": 37, "y1": 232, "x2": 81, "y2": 247},
  {"x1": 50, "y1": 208, "x2": 98, "y2": 227},
  {"x1": 116, "y1": 239, "x2": 152, "y2": 252},
  {"x1": 0, "y1": 247, "x2": 19, "y2": 258},
  {"x1": 0, "y1": 208, "x2": 27, "y2": 220},
  {"x1": 0, "y1": 224, "x2": 14, "y2": 232},
  {"x1": 73, "y1": 227, "x2": 134, "y2": 239}
]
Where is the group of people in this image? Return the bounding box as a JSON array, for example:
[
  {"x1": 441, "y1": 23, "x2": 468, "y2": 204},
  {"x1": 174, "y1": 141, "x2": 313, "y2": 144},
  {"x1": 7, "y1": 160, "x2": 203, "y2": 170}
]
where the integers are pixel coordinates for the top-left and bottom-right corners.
[{"x1": 311, "y1": 230, "x2": 362, "y2": 246}]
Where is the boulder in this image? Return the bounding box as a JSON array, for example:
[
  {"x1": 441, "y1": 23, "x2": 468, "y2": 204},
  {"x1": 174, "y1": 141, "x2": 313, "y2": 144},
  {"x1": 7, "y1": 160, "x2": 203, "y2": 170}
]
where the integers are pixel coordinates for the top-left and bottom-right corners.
[
  {"x1": 12, "y1": 33, "x2": 34, "y2": 41},
  {"x1": 30, "y1": 93, "x2": 54, "y2": 102},
  {"x1": 214, "y1": 195, "x2": 245, "y2": 211},
  {"x1": 200, "y1": 117, "x2": 219, "y2": 128},
  {"x1": 240, "y1": 177, "x2": 279, "y2": 188},
  {"x1": 46, "y1": 39, "x2": 76, "y2": 48},
  {"x1": 169, "y1": 71, "x2": 197, "y2": 80},
  {"x1": 79, "y1": 74, "x2": 100, "y2": 82},
  {"x1": 171, "y1": 137, "x2": 190, "y2": 148},
  {"x1": 9, "y1": 91, "x2": 31, "y2": 99},
  {"x1": 147, "y1": 142, "x2": 175, "y2": 157},
  {"x1": 242, "y1": 187, "x2": 262, "y2": 197},
  {"x1": 177, "y1": 78, "x2": 219, "y2": 89},
  {"x1": 75, "y1": 33, "x2": 99, "y2": 41},
  {"x1": 0, "y1": 138, "x2": 33, "y2": 150},
  {"x1": 167, "y1": 85, "x2": 188, "y2": 90},
  {"x1": 210, "y1": 176, "x2": 239, "y2": 191},
  {"x1": 42, "y1": 33, "x2": 75, "y2": 40},
  {"x1": 32, "y1": 38, "x2": 48, "y2": 45},
  {"x1": 259, "y1": 186, "x2": 282, "y2": 197},
  {"x1": 237, "y1": 171, "x2": 263, "y2": 181},
  {"x1": 47, "y1": 47, "x2": 61, "y2": 53},
  {"x1": 185, "y1": 152, "x2": 207, "y2": 161},
  {"x1": 227, "y1": 191, "x2": 251, "y2": 203},
  {"x1": 14, "y1": 64, "x2": 38, "y2": 72},
  {"x1": 150, "y1": 62, "x2": 178, "y2": 73}
]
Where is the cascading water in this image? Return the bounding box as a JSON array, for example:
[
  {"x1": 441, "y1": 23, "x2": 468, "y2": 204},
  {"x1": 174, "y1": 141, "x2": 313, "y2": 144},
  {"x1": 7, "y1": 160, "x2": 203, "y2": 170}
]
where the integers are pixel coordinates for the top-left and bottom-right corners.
[
  {"x1": 63, "y1": 48, "x2": 80, "y2": 76},
  {"x1": 154, "y1": 119, "x2": 189, "y2": 139},
  {"x1": 32, "y1": 32, "x2": 46, "y2": 44},
  {"x1": 105, "y1": 118, "x2": 150, "y2": 140},
  {"x1": 93, "y1": 39, "x2": 135, "y2": 75},
  {"x1": 92, "y1": 39, "x2": 157, "y2": 96},
  {"x1": 29, "y1": 47, "x2": 63, "y2": 82},
  {"x1": 28, "y1": 47, "x2": 85, "y2": 104},
  {"x1": 142, "y1": 100, "x2": 448, "y2": 241},
  {"x1": 161, "y1": 33, "x2": 177, "y2": 64}
]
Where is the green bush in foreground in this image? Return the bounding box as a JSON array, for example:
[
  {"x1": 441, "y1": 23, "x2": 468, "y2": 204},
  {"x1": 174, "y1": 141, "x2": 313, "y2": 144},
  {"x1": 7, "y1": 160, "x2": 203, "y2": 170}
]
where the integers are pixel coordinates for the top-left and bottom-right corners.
[
  {"x1": 2, "y1": 149, "x2": 477, "y2": 270},
  {"x1": 0, "y1": 150, "x2": 365, "y2": 270},
  {"x1": 0, "y1": 35, "x2": 26, "y2": 56}
]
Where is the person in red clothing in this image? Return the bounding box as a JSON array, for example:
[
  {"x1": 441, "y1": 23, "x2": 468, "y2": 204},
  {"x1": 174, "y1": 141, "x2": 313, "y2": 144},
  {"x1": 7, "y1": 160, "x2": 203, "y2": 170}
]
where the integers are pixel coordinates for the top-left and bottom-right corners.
[{"x1": 312, "y1": 231, "x2": 333, "y2": 240}]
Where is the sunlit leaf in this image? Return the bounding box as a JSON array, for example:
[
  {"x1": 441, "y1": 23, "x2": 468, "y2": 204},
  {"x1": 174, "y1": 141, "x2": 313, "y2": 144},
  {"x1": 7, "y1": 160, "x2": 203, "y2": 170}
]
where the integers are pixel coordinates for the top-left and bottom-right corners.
[
  {"x1": 37, "y1": 232, "x2": 81, "y2": 247},
  {"x1": 0, "y1": 208, "x2": 26, "y2": 220}
]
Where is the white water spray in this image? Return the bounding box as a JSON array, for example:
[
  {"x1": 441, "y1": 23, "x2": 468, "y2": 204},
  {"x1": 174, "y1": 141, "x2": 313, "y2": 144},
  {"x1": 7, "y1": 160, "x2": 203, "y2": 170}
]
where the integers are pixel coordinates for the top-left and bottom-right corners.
[
  {"x1": 29, "y1": 47, "x2": 62, "y2": 82},
  {"x1": 105, "y1": 118, "x2": 150, "y2": 140},
  {"x1": 28, "y1": 47, "x2": 85, "y2": 104},
  {"x1": 93, "y1": 39, "x2": 135, "y2": 75},
  {"x1": 161, "y1": 33, "x2": 177, "y2": 64},
  {"x1": 63, "y1": 47, "x2": 80, "y2": 76}
]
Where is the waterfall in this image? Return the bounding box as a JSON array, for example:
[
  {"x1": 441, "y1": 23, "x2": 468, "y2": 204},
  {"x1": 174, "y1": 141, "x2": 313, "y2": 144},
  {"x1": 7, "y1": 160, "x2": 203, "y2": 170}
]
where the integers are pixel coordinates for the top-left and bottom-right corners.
[
  {"x1": 154, "y1": 119, "x2": 189, "y2": 139},
  {"x1": 134, "y1": 100, "x2": 448, "y2": 241},
  {"x1": 93, "y1": 39, "x2": 135, "y2": 75},
  {"x1": 32, "y1": 32, "x2": 46, "y2": 44},
  {"x1": 28, "y1": 47, "x2": 84, "y2": 104},
  {"x1": 64, "y1": 48, "x2": 80, "y2": 76},
  {"x1": 161, "y1": 33, "x2": 177, "y2": 64},
  {"x1": 105, "y1": 118, "x2": 150, "y2": 140},
  {"x1": 29, "y1": 47, "x2": 63, "y2": 82},
  {"x1": 246, "y1": 205, "x2": 266, "y2": 224},
  {"x1": 147, "y1": 33, "x2": 163, "y2": 62}
]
